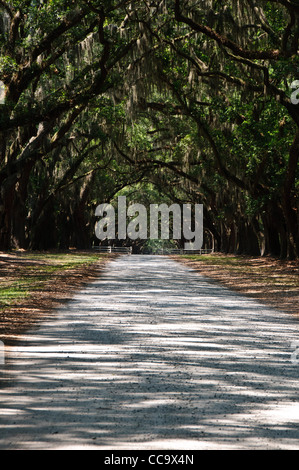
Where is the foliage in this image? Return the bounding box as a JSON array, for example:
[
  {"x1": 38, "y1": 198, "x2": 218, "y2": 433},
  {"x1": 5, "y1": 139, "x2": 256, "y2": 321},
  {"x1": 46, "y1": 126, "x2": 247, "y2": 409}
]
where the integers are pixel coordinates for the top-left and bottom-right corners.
[{"x1": 0, "y1": 0, "x2": 298, "y2": 258}]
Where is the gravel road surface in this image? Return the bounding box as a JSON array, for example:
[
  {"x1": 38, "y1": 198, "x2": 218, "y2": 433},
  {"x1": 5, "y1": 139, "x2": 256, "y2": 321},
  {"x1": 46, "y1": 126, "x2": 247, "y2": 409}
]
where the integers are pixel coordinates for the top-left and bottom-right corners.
[{"x1": 1, "y1": 255, "x2": 299, "y2": 450}]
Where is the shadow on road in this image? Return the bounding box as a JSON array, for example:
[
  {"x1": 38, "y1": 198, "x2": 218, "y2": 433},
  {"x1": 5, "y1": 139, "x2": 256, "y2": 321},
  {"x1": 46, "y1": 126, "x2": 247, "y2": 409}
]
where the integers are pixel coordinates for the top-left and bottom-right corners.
[{"x1": 1, "y1": 255, "x2": 299, "y2": 449}]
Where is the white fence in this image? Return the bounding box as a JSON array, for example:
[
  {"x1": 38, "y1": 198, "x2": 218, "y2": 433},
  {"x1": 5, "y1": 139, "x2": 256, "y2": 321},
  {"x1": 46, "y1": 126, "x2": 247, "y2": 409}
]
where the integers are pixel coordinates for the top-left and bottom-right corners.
[
  {"x1": 153, "y1": 248, "x2": 214, "y2": 255},
  {"x1": 93, "y1": 246, "x2": 132, "y2": 254},
  {"x1": 93, "y1": 246, "x2": 213, "y2": 255}
]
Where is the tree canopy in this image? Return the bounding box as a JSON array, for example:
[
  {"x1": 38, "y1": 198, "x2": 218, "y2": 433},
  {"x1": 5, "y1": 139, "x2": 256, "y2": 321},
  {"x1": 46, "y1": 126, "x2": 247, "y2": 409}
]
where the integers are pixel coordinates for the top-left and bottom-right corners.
[{"x1": 0, "y1": 0, "x2": 298, "y2": 258}]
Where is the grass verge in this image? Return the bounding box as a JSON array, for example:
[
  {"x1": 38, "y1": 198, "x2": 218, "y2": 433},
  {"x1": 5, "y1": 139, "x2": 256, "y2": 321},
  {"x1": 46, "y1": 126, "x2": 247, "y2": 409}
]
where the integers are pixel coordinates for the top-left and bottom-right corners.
[
  {"x1": 171, "y1": 252, "x2": 299, "y2": 317},
  {"x1": 0, "y1": 250, "x2": 116, "y2": 343}
]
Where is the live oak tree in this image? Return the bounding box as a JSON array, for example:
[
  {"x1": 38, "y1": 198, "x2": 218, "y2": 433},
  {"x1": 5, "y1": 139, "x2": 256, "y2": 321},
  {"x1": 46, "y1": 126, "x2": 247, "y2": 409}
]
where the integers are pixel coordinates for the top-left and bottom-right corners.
[
  {"x1": 0, "y1": 0, "x2": 142, "y2": 249},
  {"x1": 0, "y1": 0, "x2": 298, "y2": 258},
  {"x1": 170, "y1": 0, "x2": 299, "y2": 258},
  {"x1": 112, "y1": 0, "x2": 299, "y2": 258}
]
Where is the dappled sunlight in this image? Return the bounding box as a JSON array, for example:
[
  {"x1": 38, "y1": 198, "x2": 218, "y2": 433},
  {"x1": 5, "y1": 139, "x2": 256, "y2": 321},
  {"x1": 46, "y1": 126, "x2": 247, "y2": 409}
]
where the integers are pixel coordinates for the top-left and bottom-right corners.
[{"x1": 1, "y1": 255, "x2": 299, "y2": 449}]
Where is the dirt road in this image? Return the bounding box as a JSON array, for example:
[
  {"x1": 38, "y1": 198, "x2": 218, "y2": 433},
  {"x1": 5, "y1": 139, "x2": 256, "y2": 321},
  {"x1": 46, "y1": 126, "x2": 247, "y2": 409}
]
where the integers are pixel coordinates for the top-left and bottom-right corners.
[{"x1": 1, "y1": 255, "x2": 299, "y2": 449}]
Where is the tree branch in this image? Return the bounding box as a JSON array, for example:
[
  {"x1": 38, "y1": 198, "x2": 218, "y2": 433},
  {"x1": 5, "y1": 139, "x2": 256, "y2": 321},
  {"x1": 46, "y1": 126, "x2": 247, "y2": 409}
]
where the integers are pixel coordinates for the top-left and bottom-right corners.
[
  {"x1": 174, "y1": 0, "x2": 292, "y2": 60},
  {"x1": 0, "y1": 0, "x2": 13, "y2": 18}
]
